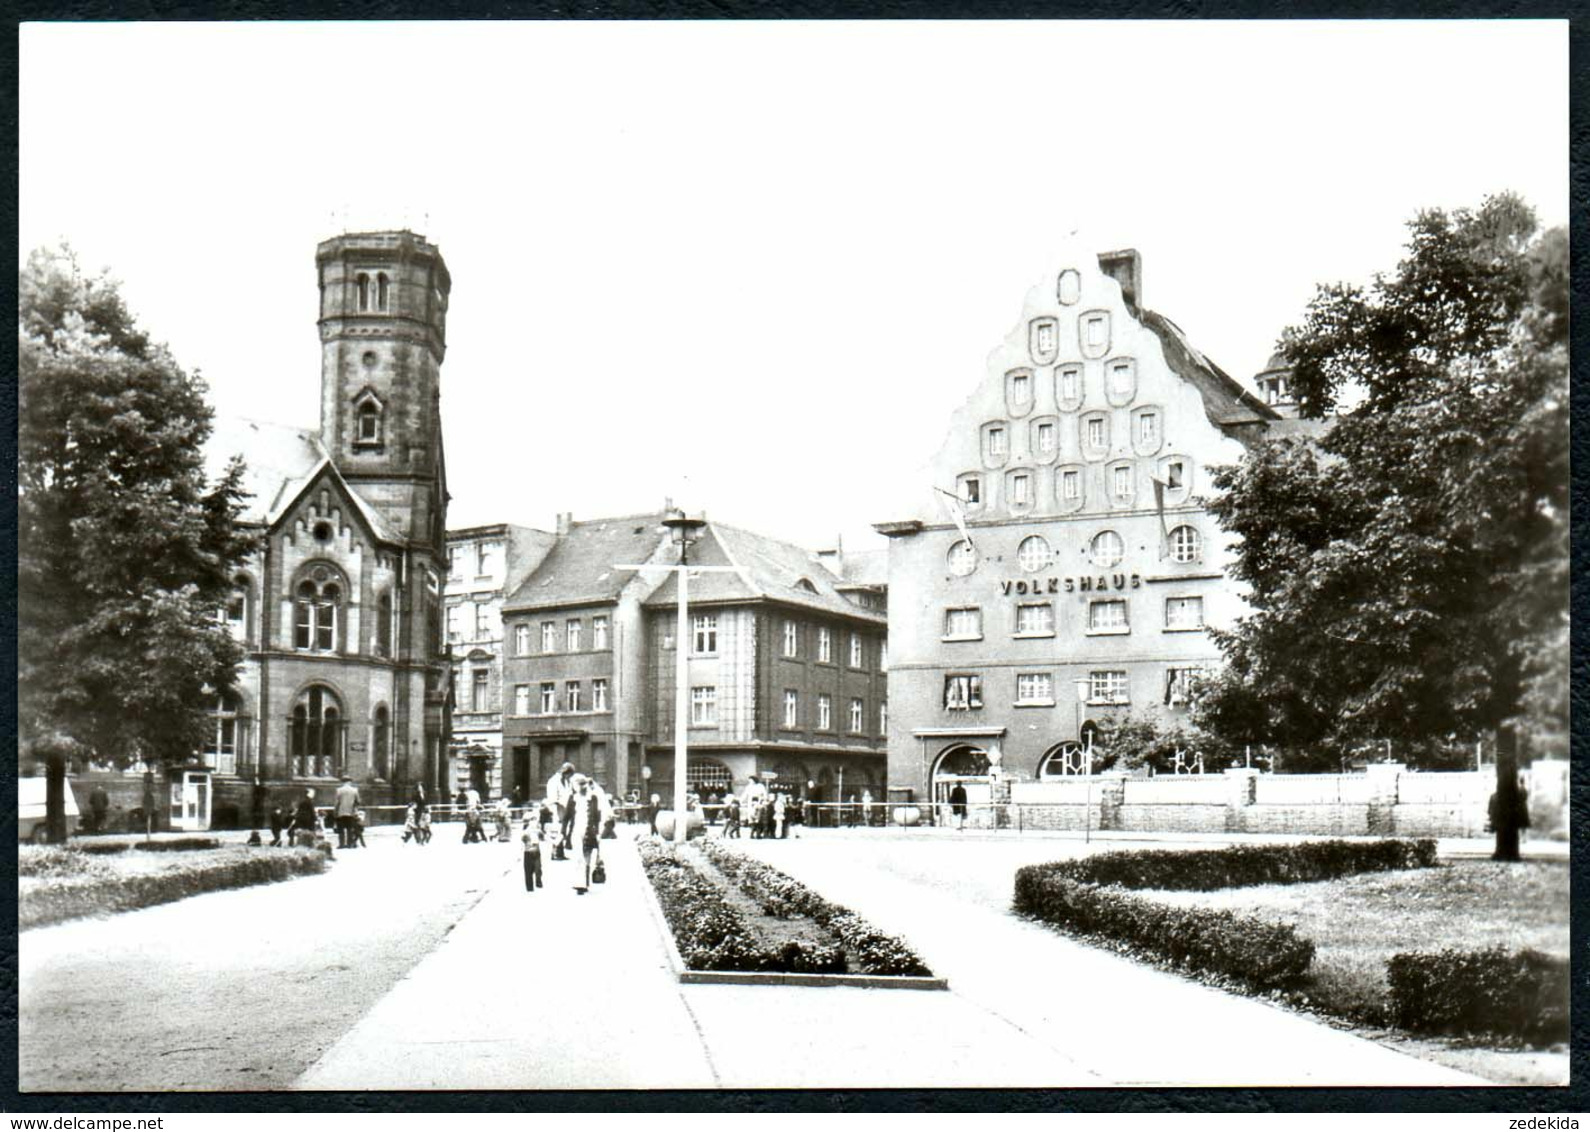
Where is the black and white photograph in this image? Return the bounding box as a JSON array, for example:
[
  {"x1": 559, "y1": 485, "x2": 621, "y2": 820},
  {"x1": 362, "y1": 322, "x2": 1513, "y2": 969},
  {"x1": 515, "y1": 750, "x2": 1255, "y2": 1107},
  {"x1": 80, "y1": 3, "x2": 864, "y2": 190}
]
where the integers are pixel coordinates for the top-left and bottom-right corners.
[{"x1": 15, "y1": 17, "x2": 1572, "y2": 1102}]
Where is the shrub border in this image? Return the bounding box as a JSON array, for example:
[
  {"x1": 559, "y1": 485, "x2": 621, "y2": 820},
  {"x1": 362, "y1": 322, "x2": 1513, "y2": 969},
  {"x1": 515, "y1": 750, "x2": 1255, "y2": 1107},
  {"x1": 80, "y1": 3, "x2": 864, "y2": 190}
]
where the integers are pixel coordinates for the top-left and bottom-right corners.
[
  {"x1": 21, "y1": 848, "x2": 328, "y2": 930},
  {"x1": 635, "y1": 839, "x2": 947, "y2": 990}
]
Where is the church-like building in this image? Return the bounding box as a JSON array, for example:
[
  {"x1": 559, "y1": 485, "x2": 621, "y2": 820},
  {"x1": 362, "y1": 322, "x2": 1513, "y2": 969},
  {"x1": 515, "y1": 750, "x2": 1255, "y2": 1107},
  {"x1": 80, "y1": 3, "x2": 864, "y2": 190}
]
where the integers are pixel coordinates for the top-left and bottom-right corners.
[{"x1": 180, "y1": 230, "x2": 453, "y2": 828}]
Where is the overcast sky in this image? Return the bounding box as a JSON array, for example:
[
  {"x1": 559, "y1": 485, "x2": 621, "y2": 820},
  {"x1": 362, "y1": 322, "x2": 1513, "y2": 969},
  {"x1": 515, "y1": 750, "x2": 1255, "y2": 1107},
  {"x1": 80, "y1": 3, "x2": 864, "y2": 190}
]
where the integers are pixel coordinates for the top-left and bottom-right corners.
[{"x1": 20, "y1": 20, "x2": 1568, "y2": 553}]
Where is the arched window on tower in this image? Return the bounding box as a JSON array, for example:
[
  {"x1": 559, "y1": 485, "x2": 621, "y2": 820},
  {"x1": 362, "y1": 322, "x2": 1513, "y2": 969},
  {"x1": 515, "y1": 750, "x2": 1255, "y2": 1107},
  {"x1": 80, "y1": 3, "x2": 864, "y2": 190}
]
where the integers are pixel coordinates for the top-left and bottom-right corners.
[
  {"x1": 377, "y1": 592, "x2": 393, "y2": 657},
  {"x1": 356, "y1": 399, "x2": 383, "y2": 447},
  {"x1": 376, "y1": 272, "x2": 390, "y2": 312},
  {"x1": 356, "y1": 273, "x2": 370, "y2": 312},
  {"x1": 290, "y1": 685, "x2": 344, "y2": 778}
]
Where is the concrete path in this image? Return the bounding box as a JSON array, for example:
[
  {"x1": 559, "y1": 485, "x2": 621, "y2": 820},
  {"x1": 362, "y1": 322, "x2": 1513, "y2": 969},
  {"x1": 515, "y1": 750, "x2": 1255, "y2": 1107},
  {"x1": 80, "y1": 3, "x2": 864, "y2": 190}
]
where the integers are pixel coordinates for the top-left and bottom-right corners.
[{"x1": 296, "y1": 830, "x2": 1488, "y2": 1090}]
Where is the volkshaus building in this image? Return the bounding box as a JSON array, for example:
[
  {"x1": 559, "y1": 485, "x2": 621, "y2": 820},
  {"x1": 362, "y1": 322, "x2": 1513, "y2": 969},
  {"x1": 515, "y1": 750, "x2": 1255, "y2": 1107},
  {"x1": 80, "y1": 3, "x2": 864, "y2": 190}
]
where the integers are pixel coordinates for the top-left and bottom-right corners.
[{"x1": 875, "y1": 245, "x2": 1297, "y2": 813}]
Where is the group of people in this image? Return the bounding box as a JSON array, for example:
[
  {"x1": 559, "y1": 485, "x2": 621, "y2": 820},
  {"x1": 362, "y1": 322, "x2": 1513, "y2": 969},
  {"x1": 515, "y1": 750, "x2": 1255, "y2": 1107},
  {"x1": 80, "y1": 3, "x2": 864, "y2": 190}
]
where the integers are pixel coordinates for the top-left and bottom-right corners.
[
  {"x1": 721, "y1": 775, "x2": 796, "y2": 839},
  {"x1": 266, "y1": 779, "x2": 367, "y2": 850},
  {"x1": 531, "y1": 762, "x2": 615, "y2": 894}
]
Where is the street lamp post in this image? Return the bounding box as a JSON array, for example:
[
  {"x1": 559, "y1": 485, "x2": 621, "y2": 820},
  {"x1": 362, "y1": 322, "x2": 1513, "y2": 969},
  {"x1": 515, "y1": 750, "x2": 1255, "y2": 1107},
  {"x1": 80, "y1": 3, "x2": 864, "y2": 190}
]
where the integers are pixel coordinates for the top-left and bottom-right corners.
[{"x1": 616, "y1": 510, "x2": 737, "y2": 844}]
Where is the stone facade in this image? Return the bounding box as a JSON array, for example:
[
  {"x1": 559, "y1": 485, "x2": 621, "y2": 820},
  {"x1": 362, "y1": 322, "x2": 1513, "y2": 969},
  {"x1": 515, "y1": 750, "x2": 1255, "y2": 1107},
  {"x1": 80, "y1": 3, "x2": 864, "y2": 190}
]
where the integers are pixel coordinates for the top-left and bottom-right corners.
[{"x1": 876, "y1": 244, "x2": 1283, "y2": 812}]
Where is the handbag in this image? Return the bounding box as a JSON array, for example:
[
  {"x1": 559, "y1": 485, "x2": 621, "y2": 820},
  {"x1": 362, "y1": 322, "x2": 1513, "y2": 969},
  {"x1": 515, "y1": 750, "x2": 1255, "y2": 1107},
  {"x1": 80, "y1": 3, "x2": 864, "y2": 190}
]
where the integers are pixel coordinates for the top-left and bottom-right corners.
[{"x1": 591, "y1": 858, "x2": 607, "y2": 884}]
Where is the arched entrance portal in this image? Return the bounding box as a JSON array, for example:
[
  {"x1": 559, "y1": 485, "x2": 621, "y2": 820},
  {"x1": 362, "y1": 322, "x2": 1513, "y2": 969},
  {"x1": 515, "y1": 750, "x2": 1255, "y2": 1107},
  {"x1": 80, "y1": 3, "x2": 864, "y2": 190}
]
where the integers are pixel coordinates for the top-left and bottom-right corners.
[{"x1": 931, "y1": 744, "x2": 992, "y2": 826}]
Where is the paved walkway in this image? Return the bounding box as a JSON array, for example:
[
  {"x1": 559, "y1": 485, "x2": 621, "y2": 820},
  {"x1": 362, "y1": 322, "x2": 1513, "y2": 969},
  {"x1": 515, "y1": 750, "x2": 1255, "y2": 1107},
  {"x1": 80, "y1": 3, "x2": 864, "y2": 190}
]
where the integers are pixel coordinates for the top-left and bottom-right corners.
[{"x1": 296, "y1": 830, "x2": 1491, "y2": 1090}]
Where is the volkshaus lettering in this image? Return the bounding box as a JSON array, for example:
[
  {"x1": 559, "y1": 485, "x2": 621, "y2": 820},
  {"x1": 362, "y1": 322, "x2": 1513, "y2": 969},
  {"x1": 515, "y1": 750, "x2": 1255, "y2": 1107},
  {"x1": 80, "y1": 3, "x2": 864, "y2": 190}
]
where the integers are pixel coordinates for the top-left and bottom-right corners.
[{"x1": 1000, "y1": 574, "x2": 1141, "y2": 595}]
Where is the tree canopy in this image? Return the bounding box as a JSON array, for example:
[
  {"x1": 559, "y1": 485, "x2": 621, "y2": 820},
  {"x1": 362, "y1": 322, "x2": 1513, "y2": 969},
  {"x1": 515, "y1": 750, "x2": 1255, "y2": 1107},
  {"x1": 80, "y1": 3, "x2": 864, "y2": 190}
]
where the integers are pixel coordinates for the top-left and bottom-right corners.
[
  {"x1": 18, "y1": 245, "x2": 258, "y2": 770},
  {"x1": 1199, "y1": 194, "x2": 1568, "y2": 769}
]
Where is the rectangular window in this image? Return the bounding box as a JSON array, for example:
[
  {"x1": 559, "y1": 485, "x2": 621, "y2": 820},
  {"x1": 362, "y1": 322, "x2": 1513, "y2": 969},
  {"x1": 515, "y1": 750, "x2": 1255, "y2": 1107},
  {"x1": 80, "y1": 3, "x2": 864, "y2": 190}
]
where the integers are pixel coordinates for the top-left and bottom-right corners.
[
  {"x1": 1089, "y1": 670, "x2": 1129, "y2": 705},
  {"x1": 944, "y1": 607, "x2": 982, "y2": 640},
  {"x1": 470, "y1": 669, "x2": 488, "y2": 712},
  {"x1": 988, "y1": 427, "x2": 1007, "y2": 457},
  {"x1": 1087, "y1": 418, "x2": 1106, "y2": 448},
  {"x1": 1166, "y1": 667, "x2": 1206, "y2": 707},
  {"x1": 1011, "y1": 473, "x2": 1031, "y2": 505},
  {"x1": 1165, "y1": 596, "x2": 1205, "y2": 630},
  {"x1": 1060, "y1": 367, "x2": 1080, "y2": 401},
  {"x1": 1166, "y1": 461, "x2": 1185, "y2": 490},
  {"x1": 1015, "y1": 603, "x2": 1055, "y2": 637},
  {"x1": 475, "y1": 603, "x2": 492, "y2": 639},
  {"x1": 943, "y1": 674, "x2": 984, "y2": 711},
  {"x1": 1113, "y1": 465, "x2": 1133, "y2": 498},
  {"x1": 446, "y1": 605, "x2": 462, "y2": 643},
  {"x1": 539, "y1": 682, "x2": 556, "y2": 713},
  {"x1": 817, "y1": 693, "x2": 832, "y2": 730},
  {"x1": 514, "y1": 623, "x2": 530, "y2": 655},
  {"x1": 1012, "y1": 372, "x2": 1031, "y2": 401},
  {"x1": 566, "y1": 619, "x2": 582, "y2": 651},
  {"x1": 1139, "y1": 413, "x2": 1158, "y2": 445},
  {"x1": 963, "y1": 478, "x2": 981, "y2": 505},
  {"x1": 1088, "y1": 599, "x2": 1129, "y2": 633},
  {"x1": 1016, "y1": 672, "x2": 1055, "y2": 705},
  {"x1": 879, "y1": 641, "x2": 888, "y2": 671},
  {"x1": 1037, "y1": 422, "x2": 1056, "y2": 454},
  {"x1": 691, "y1": 686, "x2": 718, "y2": 726},
  {"x1": 566, "y1": 680, "x2": 582, "y2": 713},
  {"x1": 514, "y1": 684, "x2": 530, "y2": 716},
  {"x1": 447, "y1": 546, "x2": 462, "y2": 579},
  {"x1": 783, "y1": 689, "x2": 799, "y2": 728},
  {"x1": 849, "y1": 698, "x2": 864, "y2": 733},
  {"x1": 1085, "y1": 315, "x2": 1107, "y2": 347},
  {"x1": 591, "y1": 678, "x2": 609, "y2": 711},
  {"x1": 477, "y1": 542, "x2": 497, "y2": 576},
  {"x1": 783, "y1": 619, "x2": 799, "y2": 657},
  {"x1": 879, "y1": 700, "x2": 888, "y2": 733},
  {"x1": 849, "y1": 634, "x2": 864, "y2": 668},
  {"x1": 818, "y1": 627, "x2": 832, "y2": 663},
  {"x1": 693, "y1": 614, "x2": 718, "y2": 655},
  {"x1": 592, "y1": 616, "x2": 610, "y2": 649},
  {"x1": 1062, "y1": 469, "x2": 1080, "y2": 500},
  {"x1": 541, "y1": 621, "x2": 557, "y2": 653},
  {"x1": 1035, "y1": 323, "x2": 1056, "y2": 356}
]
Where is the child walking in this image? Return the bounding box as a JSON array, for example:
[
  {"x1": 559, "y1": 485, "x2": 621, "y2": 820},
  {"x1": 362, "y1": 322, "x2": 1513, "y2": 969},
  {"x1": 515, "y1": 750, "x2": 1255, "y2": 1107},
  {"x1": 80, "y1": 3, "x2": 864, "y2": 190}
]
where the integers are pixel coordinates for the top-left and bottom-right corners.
[{"x1": 521, "y1": 821, "x2": 543, "y2": 893}]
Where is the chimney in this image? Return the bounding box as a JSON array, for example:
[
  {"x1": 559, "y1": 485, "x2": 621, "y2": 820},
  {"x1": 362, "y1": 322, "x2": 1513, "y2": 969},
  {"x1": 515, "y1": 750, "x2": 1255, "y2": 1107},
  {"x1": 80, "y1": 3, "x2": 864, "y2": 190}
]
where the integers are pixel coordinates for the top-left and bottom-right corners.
[
  {"x1": 1097, "y1": 249, "x2": 1142, "y2": 308},
  {"x1": 556, "y1": 511, "x2": 573, "y2": 536}
]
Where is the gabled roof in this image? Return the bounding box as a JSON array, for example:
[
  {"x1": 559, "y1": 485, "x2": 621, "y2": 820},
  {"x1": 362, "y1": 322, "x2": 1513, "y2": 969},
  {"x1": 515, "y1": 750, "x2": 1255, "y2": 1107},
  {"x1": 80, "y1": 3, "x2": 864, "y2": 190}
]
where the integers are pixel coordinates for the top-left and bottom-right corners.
[
  {"x1": 205, "y1": 415, "x2": 398, "y2": 542},
  {"x1": 645, "y1": 523, "x2": 887, "y2": 625},
  {"x1": 1137, "y1": 310, "x2": 1281, "y2": 430},
  {"x1": 502, "y1": 513, "x2": 671, "y2": 613}
]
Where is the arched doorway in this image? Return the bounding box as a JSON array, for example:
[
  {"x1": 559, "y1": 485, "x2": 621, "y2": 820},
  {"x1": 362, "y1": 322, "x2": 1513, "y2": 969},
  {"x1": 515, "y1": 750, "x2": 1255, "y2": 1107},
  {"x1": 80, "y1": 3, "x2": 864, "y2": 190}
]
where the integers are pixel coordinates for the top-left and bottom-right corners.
[
  {"x1": 686, "y1": 758, "x2": 732, "y2": 800},
  {"x1": 931, "y1": 744, "x2": 992, "y2": 826}
]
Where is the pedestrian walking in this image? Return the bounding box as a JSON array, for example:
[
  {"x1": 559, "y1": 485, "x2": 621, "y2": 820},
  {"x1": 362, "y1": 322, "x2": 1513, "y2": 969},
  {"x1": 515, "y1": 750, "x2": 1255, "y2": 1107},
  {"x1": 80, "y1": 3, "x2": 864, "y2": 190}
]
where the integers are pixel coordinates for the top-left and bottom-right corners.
[
  {"x1": 647, "y1": 793, "x2": 661, "y2": 836},
  {"x1": 773, "y1": 791, "x2": 788, "y2": 839},
  {"x1": 250, "y1": 775, "x2": 269, "y2": 832},
  {"x1": 521, "y1": 823, "x2": 544, "y2": 893},
  {"x1": 568, "y1": 775, "x2": 611, "y2": 894},
  {"x1": 724, "y1": 793, "x2": 740, "y2": 839},
  {"x1": 493, "y1": 796, "x2": 512, "y2": 842},
  {"x1": 88, "y1": 783, "x2": 109, "y2": 835},
  {"x1": 402, "y1": 803, "x2": 420, "y2": 843},
  {"x1": 352, "y1": 808, "x2": 368, "y2": 848},
  {"x1": 547, "y1": 762, "x2": 576, "y2": 850},
  {"x1": 334, "y1": 776, "x2": 360, "y2": 848},
  {"x1": 949, "y1": 782, "x2": 968, "y2": 831},
  {"x1": 269, "y1": 804, "x2": 287, "y2": 847}
]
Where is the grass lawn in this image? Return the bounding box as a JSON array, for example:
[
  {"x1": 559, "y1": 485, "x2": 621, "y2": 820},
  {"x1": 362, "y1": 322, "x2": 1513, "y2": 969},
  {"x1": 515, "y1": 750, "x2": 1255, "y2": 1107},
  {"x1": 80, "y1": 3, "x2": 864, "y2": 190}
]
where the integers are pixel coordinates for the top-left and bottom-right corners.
[{"x1": 1141, "y1": 860, "x2": 1568, "y2": 1084}]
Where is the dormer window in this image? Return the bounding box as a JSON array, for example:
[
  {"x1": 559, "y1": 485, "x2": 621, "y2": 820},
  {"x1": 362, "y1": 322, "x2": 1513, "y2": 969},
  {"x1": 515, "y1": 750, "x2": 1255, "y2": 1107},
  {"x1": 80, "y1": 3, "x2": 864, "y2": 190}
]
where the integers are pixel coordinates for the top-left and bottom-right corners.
[{"x1": 353, "y1": 391, "x2": 385, "y2": 450}]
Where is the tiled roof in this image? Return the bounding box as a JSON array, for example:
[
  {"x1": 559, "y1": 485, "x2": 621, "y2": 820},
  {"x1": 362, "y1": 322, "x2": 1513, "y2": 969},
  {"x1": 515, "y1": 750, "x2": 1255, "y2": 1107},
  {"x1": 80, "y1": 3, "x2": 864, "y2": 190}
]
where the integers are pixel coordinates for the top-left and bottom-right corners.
[
  {"x1": 832, "y1": 548, "x2": 888, "y2": 588},
  {"x1": 1139, "y1": 310, "x2": 1281, "y2": 430},
  {"x1": 645, "y1": 523, "x2": 886, "y2": 624},
  {"x1": 503, "y1": 514, "x2": 671, "y2": 612}
]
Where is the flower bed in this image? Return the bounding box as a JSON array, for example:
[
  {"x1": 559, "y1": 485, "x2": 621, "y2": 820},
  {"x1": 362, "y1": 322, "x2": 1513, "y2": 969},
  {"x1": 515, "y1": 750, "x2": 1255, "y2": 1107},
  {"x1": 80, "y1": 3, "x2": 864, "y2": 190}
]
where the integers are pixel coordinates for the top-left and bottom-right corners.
[
  {"x1": 20, "y1": 845, "x2": 328, "y2": 930},
  {"x1": 638, "y1": 839, "x2": 935, "y2": 980},
  {"x1": 699, "y1": 840, "x2": 932, "y2": 976}
]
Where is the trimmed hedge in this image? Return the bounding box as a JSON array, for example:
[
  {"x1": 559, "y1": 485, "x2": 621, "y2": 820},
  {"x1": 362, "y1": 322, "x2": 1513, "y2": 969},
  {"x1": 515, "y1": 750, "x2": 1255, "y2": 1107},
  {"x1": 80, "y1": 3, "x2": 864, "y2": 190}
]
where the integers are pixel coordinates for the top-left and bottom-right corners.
[
  {"x1": 638, "y1": 839, "x2": 844, "y2": 974},
  {"x1": 1043, "y1": 839, "x2": 1439, "y2": 893},
  {"x1": 1014, "y1": 865, "x2": 1315, "y2": 989},
  {"x1": 77, "y1": 837, "x2": 224, "y2": 855},
  {"x1": 17, "y1": 846, "x2": 116, "y2": 880},
  {"x1": 700, "y1": 840, "x2": 933, "y2": 977},
  {"x1": 1387, "y1": 947, "x2": 1569, "y2": 1044},
  {"x1": 20, "y1": 849, "x2": 327, "y2": 930}
]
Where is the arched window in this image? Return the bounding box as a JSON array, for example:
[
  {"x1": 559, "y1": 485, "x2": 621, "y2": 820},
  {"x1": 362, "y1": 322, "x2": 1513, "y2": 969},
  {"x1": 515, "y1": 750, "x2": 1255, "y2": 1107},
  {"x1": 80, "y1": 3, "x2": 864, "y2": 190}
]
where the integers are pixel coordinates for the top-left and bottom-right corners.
[
  {"x1": 947, "y1": 539, "x2": 978, "y2": 577},
  {"x1": 356, "y1": 273, "x2": 370, "y2": 312},
  {"x1": 203, "y1": 690, "x2": 243, "y2": 776},
  {"x1": 1039, "y1": 741, "x2": 1091, "y2": 777},
  {"x1": 294, "y1": 575, "x2": 342, "y2": 652},
  {"x1": 376, "y1": 272, "x2": 390, "y2": 312},
  {"x1": 372, "y1": 705, "x2": 390, "y2": 780},
  {"x1": 1169, "y1": 525, "x2": 1202, "y2": 563},
  {"x1": 1089, "y1": 530, "x2": 1124, "y2": 568},
  {"x1": 377, "y1": 593, "x2": 393, "y2": 657},
  {"x1": 290, "y1": 685, "x2": 344, "y2": 778},
  {"x1": 1017, "y1": 535, "x2": 1052, "y2": 572}
]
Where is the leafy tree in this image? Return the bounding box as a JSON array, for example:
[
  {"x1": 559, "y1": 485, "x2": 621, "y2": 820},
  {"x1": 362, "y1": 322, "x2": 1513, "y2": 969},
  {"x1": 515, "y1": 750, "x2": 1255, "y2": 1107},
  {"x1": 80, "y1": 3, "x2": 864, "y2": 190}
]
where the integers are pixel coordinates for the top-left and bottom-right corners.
[
  {"x1": 1089, "y1": 711, "x2": 1234, "y2": 775},
  {"x1": 18, "y1": 245, "x2": 258, "y2": 840},
  {"x1": 1201, "y1": 195, "x2": 1567, "y2": 798}
]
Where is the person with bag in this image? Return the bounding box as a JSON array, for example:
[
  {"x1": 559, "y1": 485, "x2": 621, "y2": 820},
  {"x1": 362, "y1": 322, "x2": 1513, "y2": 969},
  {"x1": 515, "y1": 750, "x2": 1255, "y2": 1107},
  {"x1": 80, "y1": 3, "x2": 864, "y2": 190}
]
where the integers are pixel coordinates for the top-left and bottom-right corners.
[{"x1": 567, "y1": 774, "x2": 611, "y2": 894}]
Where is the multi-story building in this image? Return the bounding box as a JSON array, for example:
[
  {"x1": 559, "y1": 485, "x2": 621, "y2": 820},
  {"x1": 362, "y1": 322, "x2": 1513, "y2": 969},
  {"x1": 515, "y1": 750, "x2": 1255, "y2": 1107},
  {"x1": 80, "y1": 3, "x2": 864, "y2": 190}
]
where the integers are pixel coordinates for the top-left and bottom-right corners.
[
  {"x1": 184, "y1": 230, "x2": 454, "y2": 828},
  {"x1": 444, "y1": 523, "x2": 556, "y2": 799},
  {"x1": 875, "y1": 245, "x2": 1282, "y2": 813},
  {"x1": 498, "y1": 512, "x2": 888, "y2": 805}
]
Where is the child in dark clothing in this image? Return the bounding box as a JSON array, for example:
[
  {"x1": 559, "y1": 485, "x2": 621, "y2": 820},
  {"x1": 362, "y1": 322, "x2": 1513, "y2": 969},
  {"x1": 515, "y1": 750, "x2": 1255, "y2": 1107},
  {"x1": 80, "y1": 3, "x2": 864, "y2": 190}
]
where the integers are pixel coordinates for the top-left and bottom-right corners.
[{"x1": 521, "y1": 822, "x2": 543, "y2": 892}]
